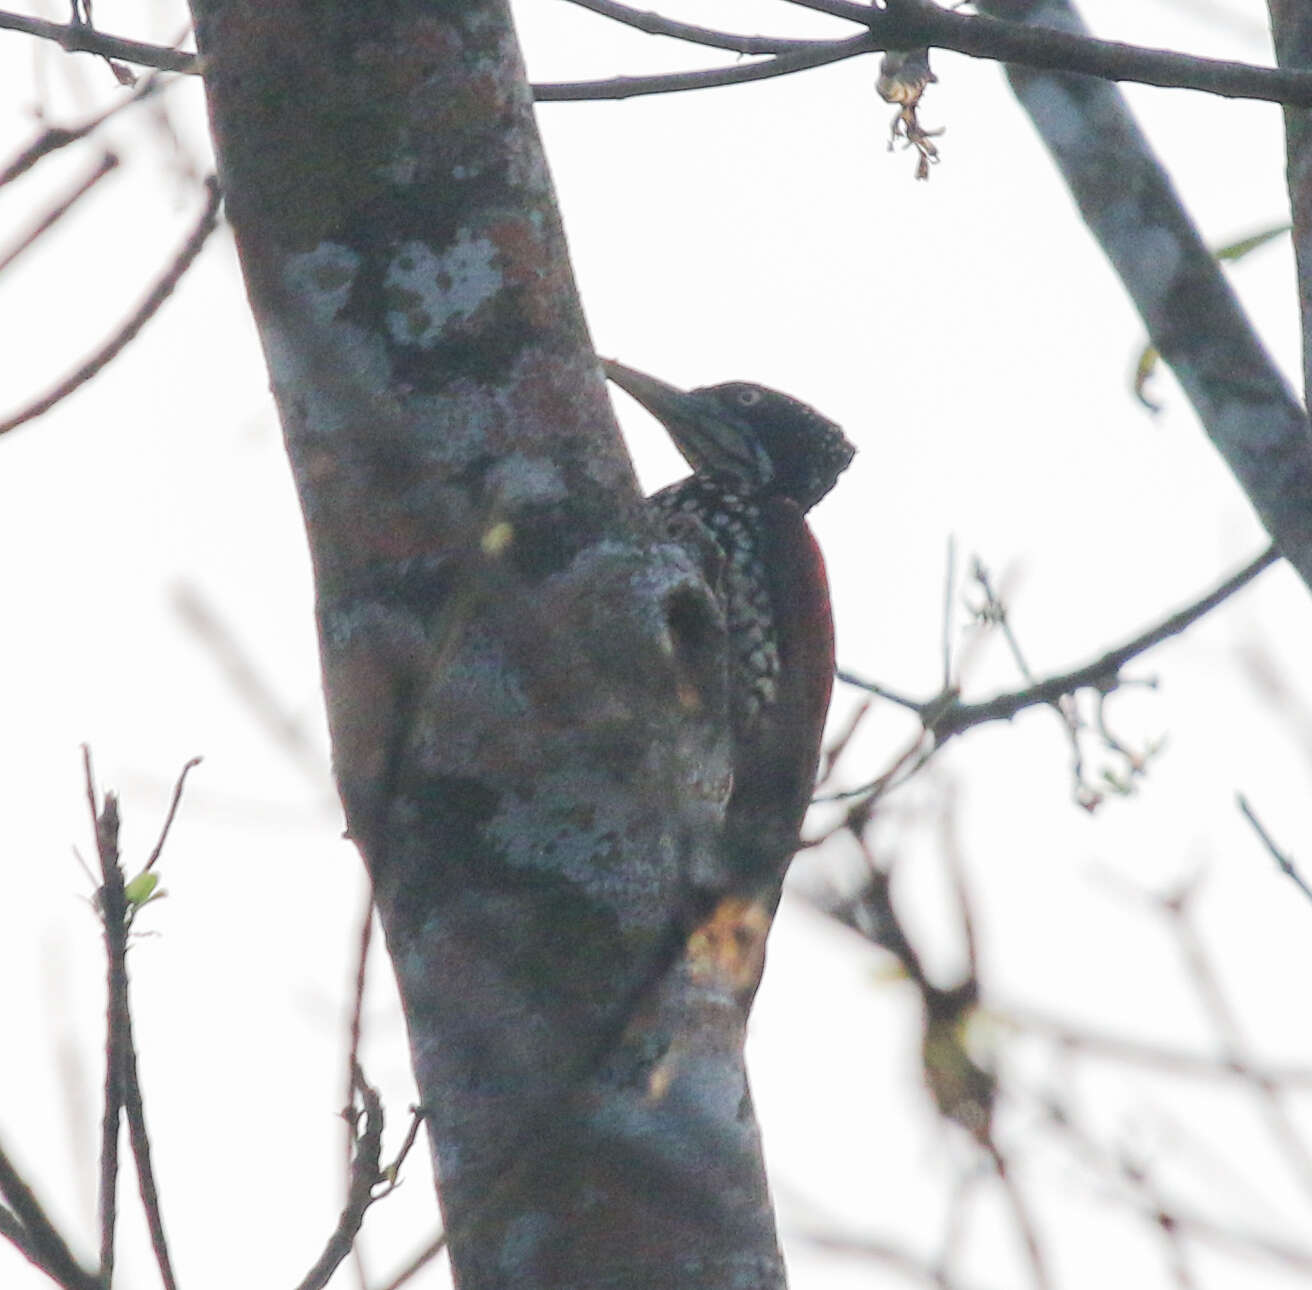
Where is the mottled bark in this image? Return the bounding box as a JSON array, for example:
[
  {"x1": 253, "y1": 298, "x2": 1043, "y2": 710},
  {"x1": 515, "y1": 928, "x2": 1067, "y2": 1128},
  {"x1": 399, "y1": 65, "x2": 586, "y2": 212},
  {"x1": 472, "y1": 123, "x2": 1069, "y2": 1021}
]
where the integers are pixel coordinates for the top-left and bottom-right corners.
[
  {"x1": 981, "y1": 0, "x2": 1312, "y2": 593},
  {"x1": 1268, "y1": 5, "x2": 1312, "y2": 446},
  {"x1": 187, "y1": 3, "x2": 783, "y2": 1287}
]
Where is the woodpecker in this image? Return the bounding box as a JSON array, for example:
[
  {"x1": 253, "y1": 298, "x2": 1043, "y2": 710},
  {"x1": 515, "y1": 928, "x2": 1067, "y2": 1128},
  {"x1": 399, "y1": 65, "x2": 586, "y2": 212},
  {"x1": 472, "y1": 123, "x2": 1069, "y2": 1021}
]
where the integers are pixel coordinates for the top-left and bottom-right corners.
[{"x1": 604, "y1": 359, "x2": 855, "y2": 893}]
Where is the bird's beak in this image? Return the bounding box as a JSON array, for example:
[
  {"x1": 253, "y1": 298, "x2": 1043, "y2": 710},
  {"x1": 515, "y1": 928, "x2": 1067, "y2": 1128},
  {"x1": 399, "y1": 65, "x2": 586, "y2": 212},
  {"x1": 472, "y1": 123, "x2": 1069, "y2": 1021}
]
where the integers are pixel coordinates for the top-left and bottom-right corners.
[
  {"x1": 602, "y1": 359, "x2": 688, "y2": 424},
  {"x1": 602, "y1": 358, "x2": 774, "y2": 487}
]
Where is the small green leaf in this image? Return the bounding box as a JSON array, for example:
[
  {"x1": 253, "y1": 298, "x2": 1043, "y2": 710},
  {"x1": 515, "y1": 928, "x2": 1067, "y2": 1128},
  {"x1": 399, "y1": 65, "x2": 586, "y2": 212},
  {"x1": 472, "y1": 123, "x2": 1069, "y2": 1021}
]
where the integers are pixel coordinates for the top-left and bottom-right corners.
[
  {"x1": 1215, "y1": 223, "x2": 1289, "y2": 263},
  {"x1": 1133, "y1": 342, "x2": 1163, "y2": 414},
  {"x1": 124, "y1": 872, "x2": 159, "y2": 907}
]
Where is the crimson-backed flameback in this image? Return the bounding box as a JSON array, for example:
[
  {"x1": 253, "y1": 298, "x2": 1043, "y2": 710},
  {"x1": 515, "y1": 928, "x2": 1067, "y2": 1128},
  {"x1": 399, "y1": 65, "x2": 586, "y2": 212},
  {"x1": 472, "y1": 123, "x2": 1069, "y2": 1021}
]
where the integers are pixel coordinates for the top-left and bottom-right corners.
[{"x1": 605, "y1": 359, "x2": 855, "y2": 897}]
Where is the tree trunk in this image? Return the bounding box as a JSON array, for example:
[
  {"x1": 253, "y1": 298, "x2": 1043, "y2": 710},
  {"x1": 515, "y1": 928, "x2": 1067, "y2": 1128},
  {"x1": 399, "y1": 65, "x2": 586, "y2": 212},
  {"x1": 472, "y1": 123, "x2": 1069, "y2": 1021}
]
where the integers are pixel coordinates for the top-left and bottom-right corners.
[{"x1": 187, "y1": 2, "x2": 786, "y2": 1286}]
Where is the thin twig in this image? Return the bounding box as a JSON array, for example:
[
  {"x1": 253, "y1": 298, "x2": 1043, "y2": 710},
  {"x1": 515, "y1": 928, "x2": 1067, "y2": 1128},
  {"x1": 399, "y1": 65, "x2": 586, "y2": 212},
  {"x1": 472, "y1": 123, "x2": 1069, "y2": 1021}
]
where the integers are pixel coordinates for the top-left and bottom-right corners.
[
  {"x1": 822, "y1": 724, "x2": 937, "y2": 810},
  {"x1": 345, "y1": 899, "x2": 373, "y2": 1114},
  {"x1": 85, "y1": 748, "x2": 125, "y2": 1286},
  {"x1": 0, "y1": 173, "x2": 222, "y2": 438},
  {"x1": 796, "y1": 1223, "x2": 994, "y2": 1289},
  {"x1": 985, "y1": 1143, "x2": 1051, "y2": 1290},
  {"x1": 969, "y1": 558, "x2": 1034, "y2": 682},
  {"x1": 1119, "y1": 1152, "x2": 1199, "y2": 1289},
  {"x1": 851, "y1": 845, "x2": 930, "y2": 991},
  {"x1": 1039, "y1": 1094, "x2": 1312, "y2": 1274},
  {"x1": 1162, "y1": 885, "x2": 1312, "y2": 1201},
  {"x1": 122, "y1": 761, "x2": 194, "y2": 1290},
  {"x1": 297, "y1": 1055, "x2": 429, "y2": 1290},
  {"x1": 533, "y1": 33, "x2": 875, "y2": 100},
  {"x1": 970, "y1": 559, "x2": 1093, "y2": 798},
  {"x1": 121, "y1": 1018, "x2": 178, "y2": 1290},
  {"x1": 381, "y1": 1109, "x2": 429, "y2": 1197},
  {"x1": 997, "y1": 1007, "x2": 1312, "y2": 1086},
  {"x1": 938, "y1": 788, "x2": 978, "y2": 979},
  {"x1": 1147, "y1": 1207, "x2": 1312, "y2": 1273},
  {"x1": 1237, "y1": 794, "x2": 1312, "y2": 905},
  {"x1": 0, "y1": 73, "x2": 164, "y2": 188},
  {"x1": 0, "y1": 9, "x2": 197, "y2": 72},
  {"x1": 0, "y1": 151, "x2": 118, "y2": 274},
  {"x1": 86, "y1": 749, "x2": 187, "y2": 1290},
  {"x1": 295, "y1": 1063, "x2": 385, "y2": 1290},
  {"x1": 82, "y1": 745, "x2": 101, "y2": 830},
  {"x1": 941, "y1": 535, "x2": 957, "y2": 690},
  {"x1": 143, "y1": 756, "x2": 203, "y2": 872},
  {"x1": 171, "y1": 585, "x2": 329, "y2": 790},
  {"x1": 6, "y1": 2, "x2": 1312, "y2": 106},
  {"x1": 0, "y1": 4, "x2": 854, "y2": 88},
  {"x1": 934, "y1": 1170, "x2": 985, "y2": 1284},
  {"x1": 844, "y1": 543, "x2": 1280, "y2": 742},
  {"x1": 815, "y1": 695, "x2": 872, "y2": 786},
  {"x1": 378, "y1": 1229, "x2": 448, "y2": 1290},
  {"x1": 558, "y1": 0, "x2": 818, "y2": 54},
  {"x1": 834, "y1": 671, "x2": 924, "y2": 712},
  {"x1": 344, "y1": 887, "x2": 374, "y2": 1290}
]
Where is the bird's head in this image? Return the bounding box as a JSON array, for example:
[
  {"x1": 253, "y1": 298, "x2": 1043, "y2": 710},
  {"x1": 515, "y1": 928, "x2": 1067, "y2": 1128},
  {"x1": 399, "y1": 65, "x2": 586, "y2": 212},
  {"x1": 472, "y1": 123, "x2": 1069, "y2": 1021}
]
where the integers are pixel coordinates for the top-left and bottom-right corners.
[{"x1": 604, "y1": 359, "x2": 856, "y2": 512}]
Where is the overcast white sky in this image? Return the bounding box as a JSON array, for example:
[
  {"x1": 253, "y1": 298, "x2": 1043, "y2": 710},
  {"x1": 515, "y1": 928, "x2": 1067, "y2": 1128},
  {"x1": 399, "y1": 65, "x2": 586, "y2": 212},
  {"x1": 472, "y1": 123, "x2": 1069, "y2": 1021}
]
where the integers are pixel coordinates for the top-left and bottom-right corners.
[{"x1": 2, "y1": 2, "x2": 1311, "y2": 1287}]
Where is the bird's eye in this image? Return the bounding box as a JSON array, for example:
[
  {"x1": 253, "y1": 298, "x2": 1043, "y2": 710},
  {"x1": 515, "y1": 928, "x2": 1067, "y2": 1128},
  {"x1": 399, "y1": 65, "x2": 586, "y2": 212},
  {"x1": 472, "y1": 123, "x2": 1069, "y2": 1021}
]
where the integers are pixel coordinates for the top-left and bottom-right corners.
[{"x1": 735, "y1": 388, "x2": 763, "y2": 408}]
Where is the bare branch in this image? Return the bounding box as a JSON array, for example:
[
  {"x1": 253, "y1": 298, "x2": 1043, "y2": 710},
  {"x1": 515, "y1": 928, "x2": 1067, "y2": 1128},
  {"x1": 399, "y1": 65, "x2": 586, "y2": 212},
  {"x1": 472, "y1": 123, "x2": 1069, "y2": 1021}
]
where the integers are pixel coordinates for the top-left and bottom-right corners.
[
  {"x1": 1157, "y1": 1209, "x2": 1312, "y2": 1274},
  {"x1": 0, "y1": 74, "x2": 164, "y2": 188},
  {"x1": 1238, "y1": 793, "x2": 1312, "y2": 905},
  {"x1": 120, "y1": 1023, "x2": 178, "y2": 1290},
  {"x1": 0, "y1": 1204, "x2": 43, "y2": 1269},
  {"x1": 377, "y1": 1230, "x2": 448, "y2": 1290},
  {"x1": 170, "y1": 585, "x2": 329, "y2": 789},
  {"x1": 0, "y1": 1138, "x2": 100, "y2": 1290},
  {"x1": 5, "y1": 3, "x2": 857, "y2": 100},
  {"x1": 948, "y1": 543, "x2": 1278, "y2": 733},
  {"x1": 1161, "y1": 882, "x2": 1312, "y2": 1201},
  {"x1": 999, "y1": 1006, "x2": 1312, "y2": 1085},
  {"x1": 0, "y1": 8, "x2": 198, "y2": 72},
  {"x1": 558, "y1": 0, "x2": 818, "y2": 54},
  {"x1": 0, "y1": 174, "x2": 222, "y2": 438},
  {"x1": 785, "y1": 0, "x2": 1312, "y2": 104},
  {"x1": 940, "y1": 536, "x2": 956, "y2": 690},
  {"x1": 0, "y1": 152, "x2": 118, "y2": 274},
  {"x1": 1119, "y1": 1153, "x2": 1200, "y2": 1289},
  {"x1": 5, "y1": 0, "x2": 1312, "y2": 109},
  {"x1": 818, "y1": 721, "x2": 938, "y2": 813},
  {"x1": 343, "y1": 892, "x2": 373, "y2": 1214},
  {"x1": 967, "y1": 558, "x2": 1035, "y2": 683},
  {"x1": 294, "y1": 1065, "x2": 386, "y2": 1290},
  {"x1": 834, "y1": 672, "x2": 923, "y2": 713},
  {"x1": 829, "y1": 543, "x2": 1274, "y2": 808},
  {"x1": 142, "y1": 756, "x2": 203, "y2": 873},
  {"x1": 85, "y1": 751, "x2": 190, "y2": 1290},
  {"x1": 84, "y1": 749, "x2": 125, "y2": 1286},
  {"x1": 1041, "y1": 1095, "x2": 1312, "y2": 1274},
  {"x1": 796, "y1": 1224, "x2": 996, "y2": 1289},
  {"x1": 533, "y1": 33, "x2": 875, "y2": 101},
  {"x1": 984, "y1": 1143, "x2": 1050, "y2": 1290},
  {"x1": 842, "y1": 543, "x2": 1279, "y2": 742},
  {"x1": 323, "y1": 1097, "x2": 429, "y2": 1290}
]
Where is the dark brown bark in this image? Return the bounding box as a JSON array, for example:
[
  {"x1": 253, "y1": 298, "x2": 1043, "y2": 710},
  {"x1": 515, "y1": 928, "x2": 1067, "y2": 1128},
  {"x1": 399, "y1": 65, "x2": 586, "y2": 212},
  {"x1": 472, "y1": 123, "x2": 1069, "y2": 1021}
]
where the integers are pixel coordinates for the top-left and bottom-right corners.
[{"x1": 187, "y1": 3, "x2": 782, "y2": 1286}]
